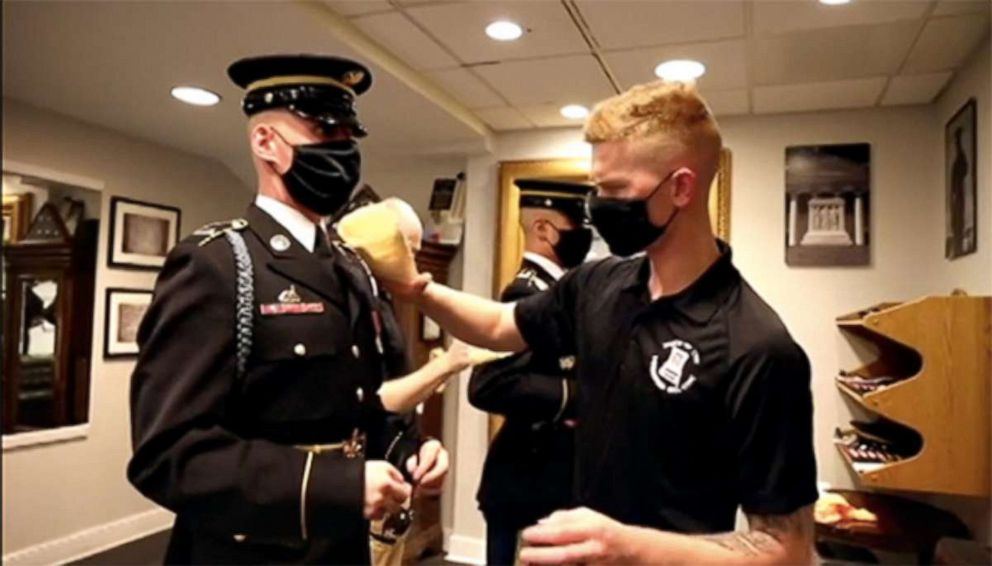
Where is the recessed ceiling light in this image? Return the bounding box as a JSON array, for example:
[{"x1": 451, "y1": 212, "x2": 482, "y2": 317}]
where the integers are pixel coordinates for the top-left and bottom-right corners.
[
  {"x1": 654, "y1": 59, "x2": 706, "y2": 82},
  {"x1": 485, "y1": 20, "x2": 523, "y2": 41},
  {"x1": 170, "y1": 86, "x2": 221, "y2": 106},
  {"x1": 819, "y1": 0, "x2": 851, "y2": 5},
  {"x1": 560, "y1": 104, "x2": 589, "y2": 120}
]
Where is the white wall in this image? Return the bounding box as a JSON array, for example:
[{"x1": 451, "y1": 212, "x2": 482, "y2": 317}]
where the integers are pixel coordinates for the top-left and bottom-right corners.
[
  {"x1": 1, "y1": 99, "x2": 249, "y2": 561},
  {"x1": 933, "y1": 40, "x2": 991, "y2": 294},
  {"x1": 447, "y1": 41, "x2": 991, "y2": 558},
  {"x1": 362, "y1": 153, "x2": 465, "y2": 219}
]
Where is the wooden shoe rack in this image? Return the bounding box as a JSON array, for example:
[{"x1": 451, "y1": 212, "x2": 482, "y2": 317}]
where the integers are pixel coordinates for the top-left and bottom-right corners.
[{"x1": 834, "y1": 295, "x2": 991, "y2": 497}]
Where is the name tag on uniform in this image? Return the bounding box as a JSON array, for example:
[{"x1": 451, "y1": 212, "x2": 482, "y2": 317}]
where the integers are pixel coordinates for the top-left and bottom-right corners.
[{"x1": 260, "y1": 302, "x2": 325, "y2": 316}]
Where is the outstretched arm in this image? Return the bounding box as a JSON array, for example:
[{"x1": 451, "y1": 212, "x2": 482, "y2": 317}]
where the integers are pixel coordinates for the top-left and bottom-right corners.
[
  {"x1": 388, "y1": 275, "x2": 527, "y2": 352},
  {"x1": 519, "y1": 505, "x2": 814, "y2": 565},
  {"x1": 379, "y1": 342, "x2": 471, "y2": 413}
]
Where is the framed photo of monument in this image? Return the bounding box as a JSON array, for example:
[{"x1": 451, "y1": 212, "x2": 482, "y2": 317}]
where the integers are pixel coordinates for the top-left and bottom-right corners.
[
  {"x1": 945, "y1": 99, "x2": 977, "y2": 259},
  {"x1": 785, "y1": 143, "x2": 870, "y2": 267},
  {"x1": 108, "y1": 196, "x2": 181, "y2": 270}
]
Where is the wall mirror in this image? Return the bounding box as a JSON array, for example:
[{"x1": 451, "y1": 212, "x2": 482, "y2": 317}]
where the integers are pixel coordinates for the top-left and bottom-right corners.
[{"x1": 2, "y1": 172, "x2": 100, "y2": 437}]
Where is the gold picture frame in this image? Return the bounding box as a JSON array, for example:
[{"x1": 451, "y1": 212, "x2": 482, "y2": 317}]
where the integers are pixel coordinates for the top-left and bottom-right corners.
[
  {"x1": 489, "y1": 149, "x2": 732, "y2": 438},
  {"x1": 2, "y1": 193, "x2": 34, "y2": 244}
]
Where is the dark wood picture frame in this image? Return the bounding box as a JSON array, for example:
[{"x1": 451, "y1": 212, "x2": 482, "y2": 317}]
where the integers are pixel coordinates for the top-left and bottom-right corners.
[
  {"x1": 103, "y1": 287, "x2": 153, "y2": 359},
  {"x1": 107, "y1": 196, "x2": 181, "y2": 270},
  {"x1": 945, "y1": 98, "x2": 978, "y2": 259}
]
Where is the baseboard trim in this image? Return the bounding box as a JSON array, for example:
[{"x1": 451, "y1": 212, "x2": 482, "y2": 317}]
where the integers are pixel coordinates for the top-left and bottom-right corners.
[
  {"x1": 2, "y1": 507, "x2": 174, "y2": 565},
  {"x1": 445, "y1": 533, "x2": 486, "y2": 565}
]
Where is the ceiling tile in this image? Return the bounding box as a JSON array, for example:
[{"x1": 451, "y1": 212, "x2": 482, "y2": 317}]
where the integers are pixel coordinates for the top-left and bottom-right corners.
[
  {"x1": 472, "y1": 54, "x2": 615, "y2": 106},
  {"x1": 405, "y1": 1, "x2": 587, "y2": 64},
  {"x1": 322, "y1": 1, "x2": 393, "y2": 17},
  {"x1": 753, "y1": 0, "x2": 928, "y2": 35},
  {"x1": 575, "y1": 0, "x2": 744, "y2": 50},
  {"x1": 902, "y1": 12, "x2": 991, "y2": 73},
  {"x1": 603, "y1": 40, "x2": 747, "y2": 91},
  {"x1": 428, "y1": 67, "x2": 505, "y2": 108},
  {"x1": 353, "y1": 12, "x2": 458, "y2": 70},
  {"x1": 394, "y1": 0, "x2": 456, "y2": 5},
  {"x1": 881, "y1": 72, "x2": 954, "y2": 106},
  {"x1": 931, "y1": 1, "x2": 990, "y2": 17},
  {"x1": 753, "y1": 77, "x2": 887, "y2": 114},
  {"x1": 752, "y1": 20, "x2": 919, "y2": 85},
  {"x1": 702, "y1": 89, "x2": 749, "y2": 117},
  {"x1": 475, "y1": 106, "x2": 533, "y2": 130},
  {"x1": 517, "y1": 104, "x2": 590, "y2": 128}
]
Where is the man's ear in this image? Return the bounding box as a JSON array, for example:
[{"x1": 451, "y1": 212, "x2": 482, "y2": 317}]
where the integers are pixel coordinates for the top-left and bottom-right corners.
[
  {"x1": 533, "y1": 218, "x2": 553, "y2": 242},
  {"x1": 671, "y1": 167, "x2": 697, "y2": 208},
  {"x1": 250, "y1": 123, "x2": 292, "y2": 174}
]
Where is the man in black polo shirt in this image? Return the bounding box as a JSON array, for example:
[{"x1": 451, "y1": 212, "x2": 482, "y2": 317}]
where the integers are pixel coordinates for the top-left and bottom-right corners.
[{"x1": 384, "y1": 82, "x2": 816, "y2": 564}]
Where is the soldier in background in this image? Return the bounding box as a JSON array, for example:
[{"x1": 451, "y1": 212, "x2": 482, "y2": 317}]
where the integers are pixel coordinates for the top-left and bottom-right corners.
[{"x1": 469, "y1": 179, "x2": 592, "y2": 565}]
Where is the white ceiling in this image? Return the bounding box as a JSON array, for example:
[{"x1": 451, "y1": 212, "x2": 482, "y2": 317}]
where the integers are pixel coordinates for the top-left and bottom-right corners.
[
  {"x1": 329, "y1": 0, "x2": 991, "y2": 128},
  {"x1": 1, "y1": 1, "x2": 486, "y2": 186},
  {"x1": 2, "y1": 0, "x2": 990, "y2": 185}
]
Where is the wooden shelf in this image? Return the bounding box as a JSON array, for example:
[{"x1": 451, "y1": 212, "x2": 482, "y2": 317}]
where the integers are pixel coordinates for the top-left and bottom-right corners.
[
  {"x1": 835, "y1": 295, "x2": 991, "y2": 497},
  {"x1": 834, "y1": 443, "x2": 891, "y2": 476},
  {"x1": 836, "y1": 302, "x2": 905, "y2": 326}
]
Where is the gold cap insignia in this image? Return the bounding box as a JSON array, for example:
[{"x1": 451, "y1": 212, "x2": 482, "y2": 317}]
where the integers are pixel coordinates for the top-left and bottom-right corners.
[{"x1": 341, "y1": 70, "x2": 365, "y2": 87}]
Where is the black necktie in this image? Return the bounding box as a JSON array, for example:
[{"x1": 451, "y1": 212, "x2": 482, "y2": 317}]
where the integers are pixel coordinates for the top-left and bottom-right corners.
[{"x1": 313, "y1": 228, "x2": 333, "y2": 258}]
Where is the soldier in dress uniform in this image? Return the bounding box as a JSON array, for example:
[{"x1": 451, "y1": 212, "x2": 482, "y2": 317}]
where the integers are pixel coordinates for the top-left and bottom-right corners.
[
  {"x1": 127, "y1": 54, "x2": 448, "y2": 565},
  {"x1": 468, "y1": 179, "x2": 593, "y2": 565}
]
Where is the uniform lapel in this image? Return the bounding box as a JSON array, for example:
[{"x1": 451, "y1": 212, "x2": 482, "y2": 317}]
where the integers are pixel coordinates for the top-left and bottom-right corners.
[{"x1": 245, "y1": 205, "x2": 347, "y2": 309}]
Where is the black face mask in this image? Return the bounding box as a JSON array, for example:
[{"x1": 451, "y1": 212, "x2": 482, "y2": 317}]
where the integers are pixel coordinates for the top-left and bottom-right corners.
[
  {"x1": 550, "y1": 224, "x2": 593, "y2": 268},
  {"x1": 278, "y1": 137, "x2": 362, "y2": 216},
  {"x1": 587, "y1": 172, "x2": 678, "y2": 257}
]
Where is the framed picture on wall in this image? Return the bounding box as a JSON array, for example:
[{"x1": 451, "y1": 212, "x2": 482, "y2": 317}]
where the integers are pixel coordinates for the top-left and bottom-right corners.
[
  {"x1": 945, "y1": 98, "x2": 977, "y2": 259},
  {"x1": 785, "y1": 143, "x2": 871, "y2": 267},
  {"x1": 2, "y1": 193, "x2": 34, "y2": 243},
  {"x1": 108, "y1": 196, "x2": 180, "y2": 270},
  {"x1": 104, "y1": 288, "x2": 153, "y2": 358}
]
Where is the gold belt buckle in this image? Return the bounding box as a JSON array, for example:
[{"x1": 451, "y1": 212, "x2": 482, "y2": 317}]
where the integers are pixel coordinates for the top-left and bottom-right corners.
[{"x1": 342, "y1": 428, "x2": 366, "y2": 459}]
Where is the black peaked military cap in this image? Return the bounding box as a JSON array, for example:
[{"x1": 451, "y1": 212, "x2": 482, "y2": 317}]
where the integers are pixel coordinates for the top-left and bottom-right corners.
[
  {"x1": 227, "y1": 54, "x2": 373, "y2": 137},
  {"x1": 515, "y1": 178, "x2": 594, "y2": 225}
]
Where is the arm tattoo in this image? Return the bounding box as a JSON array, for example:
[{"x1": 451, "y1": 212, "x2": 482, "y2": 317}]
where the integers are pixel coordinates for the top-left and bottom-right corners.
[
  {"x1": 701, "y1": 505, "x2": 814, "y2": 560},
  {"x1": 702, "y1": 531, "x2": 779, "y2": 557}
]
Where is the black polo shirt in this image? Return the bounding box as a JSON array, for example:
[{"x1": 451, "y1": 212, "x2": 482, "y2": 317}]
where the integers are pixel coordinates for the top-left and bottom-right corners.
[{"x1": 514, "y1": 243, "x2": 817, "y2": 533}]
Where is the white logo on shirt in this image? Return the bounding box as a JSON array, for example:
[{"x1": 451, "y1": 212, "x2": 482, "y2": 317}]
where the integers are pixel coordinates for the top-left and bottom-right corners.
[{"x1": 649, "y1": 339, "x2": 700, "y2": 394}]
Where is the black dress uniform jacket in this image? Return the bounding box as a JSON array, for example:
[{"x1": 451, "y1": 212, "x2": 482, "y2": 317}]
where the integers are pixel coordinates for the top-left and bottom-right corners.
[
  {"x1": 469, "y1": 257, "x2": 575, "y2": 529},
  {"x1": 128, "y1": 204, "x2": 418, "y2": 565}
]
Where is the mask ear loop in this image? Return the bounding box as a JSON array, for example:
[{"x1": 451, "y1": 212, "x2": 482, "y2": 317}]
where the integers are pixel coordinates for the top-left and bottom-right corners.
[
  {"x1": 646, "y1": 168, "x2": 682, "y2": 228},
  {"x1": 263, "y1": 127, "x2": 296, "y2": 176}
]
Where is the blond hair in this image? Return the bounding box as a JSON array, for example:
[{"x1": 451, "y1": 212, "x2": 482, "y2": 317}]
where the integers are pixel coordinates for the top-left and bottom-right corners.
[{"x1": 584, "y1": 81, "x2": 722, "y2": 161}]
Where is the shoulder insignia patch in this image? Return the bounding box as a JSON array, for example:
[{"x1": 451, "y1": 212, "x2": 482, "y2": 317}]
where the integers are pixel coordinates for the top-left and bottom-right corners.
[
  {"x1": 516, "y1": 267, "x2": 536, "y2": 280},
  {"x1": 195, "y1": 218, "x2": 248, "y2": 246}
]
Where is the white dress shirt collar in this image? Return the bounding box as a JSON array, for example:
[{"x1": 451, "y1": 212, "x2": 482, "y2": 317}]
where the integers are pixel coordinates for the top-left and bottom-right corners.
[
  {"x1": 254, "y1": 195, "x2": 320, "y2": 253},
  {"x1": 523, "y1": 251, "x2": 565, "y2": 281}
]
